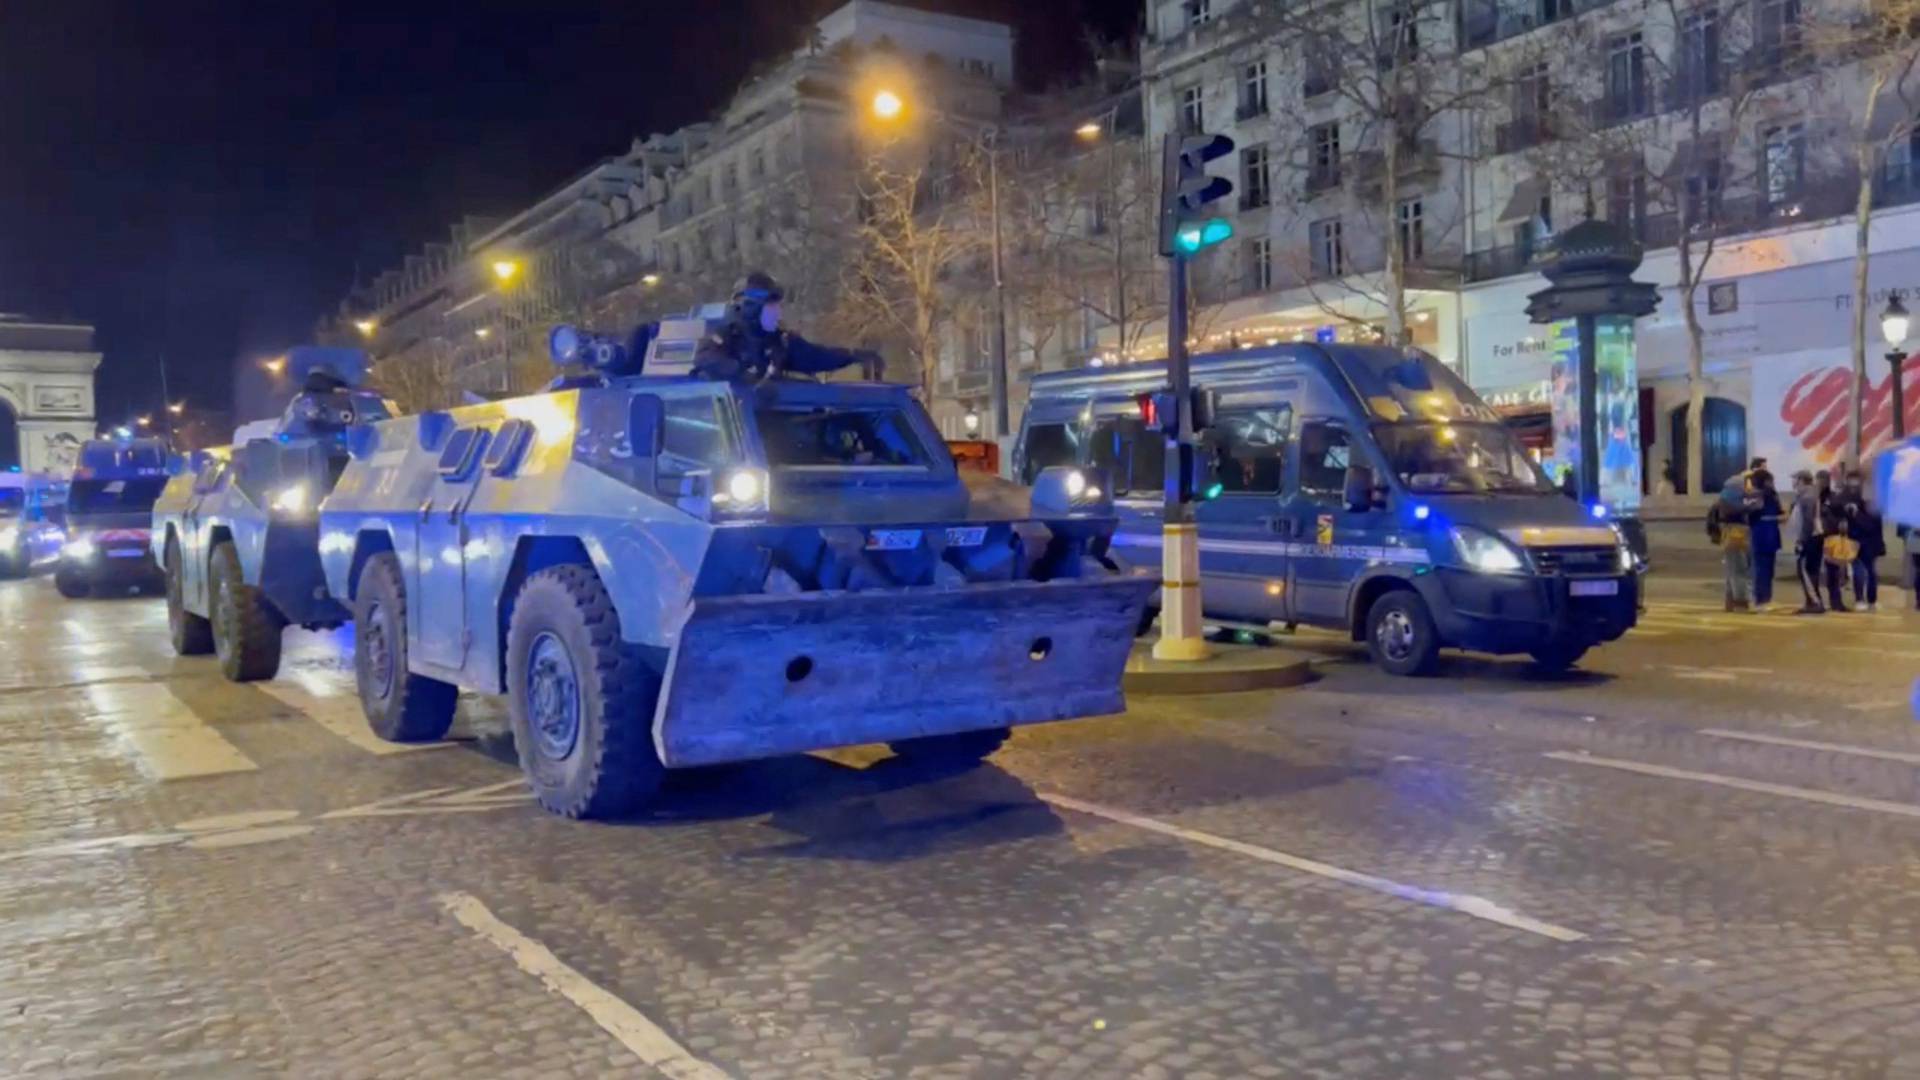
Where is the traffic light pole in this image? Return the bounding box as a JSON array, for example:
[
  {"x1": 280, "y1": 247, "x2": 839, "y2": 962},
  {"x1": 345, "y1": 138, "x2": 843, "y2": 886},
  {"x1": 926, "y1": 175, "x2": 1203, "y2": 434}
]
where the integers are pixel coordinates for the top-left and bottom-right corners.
[{"x1": 1154, "y1": 252, "x2": 1209, "y2": 662}]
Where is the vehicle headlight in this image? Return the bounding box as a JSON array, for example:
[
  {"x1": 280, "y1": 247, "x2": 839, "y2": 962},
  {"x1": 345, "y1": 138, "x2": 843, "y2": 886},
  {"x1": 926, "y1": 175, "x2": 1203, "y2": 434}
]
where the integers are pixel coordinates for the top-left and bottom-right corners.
[
  {"x1": 1065, "y1": 470, "x2": 1088, "y2": 498},
  {"x1": 712, "y1": 468, "x2": 769, "y2": 513},
  {"x1": 1450, "y1": 525, "x2": 1527, "y2": 575},
  {"x1": 0, "y1": 526, "x2": 17, "y2": 549},
  {"x1": 63, "y1": 537, "x2": 97, "y2": 561},
  {"x1": 270, "y1": 483, "x2": 311, "y2": 515},
  {"x1": 1610, "y1": 524, "x2": 1636, "y2": 573}
]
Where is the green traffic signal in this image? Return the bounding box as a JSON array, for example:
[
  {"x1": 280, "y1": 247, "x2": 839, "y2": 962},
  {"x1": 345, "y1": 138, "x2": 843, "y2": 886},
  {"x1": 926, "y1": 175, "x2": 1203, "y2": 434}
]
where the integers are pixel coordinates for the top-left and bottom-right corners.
[
  {"x1": 1174, "y1": 217, "x2": 1234, "y2": 254},
  {"x1": 1202, "y1": 481, "x2": 1224, "y2": 500}
]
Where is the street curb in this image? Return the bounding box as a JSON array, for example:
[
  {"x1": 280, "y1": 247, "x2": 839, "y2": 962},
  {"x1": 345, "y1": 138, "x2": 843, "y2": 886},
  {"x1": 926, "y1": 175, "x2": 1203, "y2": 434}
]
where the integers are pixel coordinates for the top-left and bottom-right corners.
[{"x1": 1122, "y1": 643, "x2": 1318, "y2": 696}]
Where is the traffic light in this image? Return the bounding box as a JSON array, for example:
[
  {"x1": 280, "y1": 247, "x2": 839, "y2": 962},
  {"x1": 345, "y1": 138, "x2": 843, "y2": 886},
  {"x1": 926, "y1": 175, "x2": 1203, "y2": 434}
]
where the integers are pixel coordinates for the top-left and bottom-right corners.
[
  {"x1": 1158, "y1": 132, "x2": 1236, "y2": 257},
  {"x1": 1163, "y1": 442, "x2": 1223, "y2": 505},
  {"x1": 1138, "y1": 386, "x2": 1219, "y2": 438}
]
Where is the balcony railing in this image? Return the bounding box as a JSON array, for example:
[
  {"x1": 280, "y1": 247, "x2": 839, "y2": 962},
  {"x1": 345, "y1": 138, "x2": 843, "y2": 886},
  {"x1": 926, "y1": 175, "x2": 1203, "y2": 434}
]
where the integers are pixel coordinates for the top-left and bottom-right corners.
[
  {"x1": 1457, "y1": 0, "x2": 1620, "y2": 51},
  {"x1": 1305, "y1": 165, "x2": 1343, "y2": 194},
  {"x1": 1495, "y1": 117, "x2": 1554, "y2": 155}
]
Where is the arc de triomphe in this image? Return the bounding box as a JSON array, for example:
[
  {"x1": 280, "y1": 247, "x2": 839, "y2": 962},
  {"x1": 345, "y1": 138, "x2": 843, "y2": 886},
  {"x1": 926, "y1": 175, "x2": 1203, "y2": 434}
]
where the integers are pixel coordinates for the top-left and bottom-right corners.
[{"x1": 0, "y1": 319, "x2": 100, "y2": 478}]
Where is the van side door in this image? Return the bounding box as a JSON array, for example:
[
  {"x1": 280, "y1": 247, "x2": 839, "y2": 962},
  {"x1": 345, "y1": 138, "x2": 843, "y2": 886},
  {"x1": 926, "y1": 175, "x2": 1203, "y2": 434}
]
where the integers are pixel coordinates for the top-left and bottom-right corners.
[
  {"x1": 1280, "y1": 418, "x2": 1375, "y2": 626},
  {"x1": 1193, "y1": 404, "x2": 1295, "y2": 623}
]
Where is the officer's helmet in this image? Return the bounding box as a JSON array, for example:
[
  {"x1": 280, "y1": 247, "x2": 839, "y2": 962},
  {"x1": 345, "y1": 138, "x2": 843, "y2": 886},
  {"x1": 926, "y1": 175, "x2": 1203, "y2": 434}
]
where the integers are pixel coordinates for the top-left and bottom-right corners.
[{"x1": 729, "y1": 272, "x2": 784, "y2": 330}]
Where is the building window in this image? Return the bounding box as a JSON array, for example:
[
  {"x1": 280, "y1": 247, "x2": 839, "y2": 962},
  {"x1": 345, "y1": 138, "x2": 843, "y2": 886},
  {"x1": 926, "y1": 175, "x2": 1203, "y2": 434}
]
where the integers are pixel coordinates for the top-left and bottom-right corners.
[
  {"x1": 1607, "y1": 167, "x2": 1647, "y2": 239},
  {"x1": 1755, "y1": 0, "x2": 1803, "y2": 70},
  {"x1": 1607, "y1": 32, "x2": 1648, "y2": 120},
  {"x1": 1240, "y1": 61, "x2": 1269, "y2": 118},
  {"x1": 1513, "y1": 191, "x2": 1552, "y2": 258},
  {"x1": 1185, "y1": 0, "x2": 1212, "y2": 29},
  {"x1": 750, "y1": 148, "x2": 765, "y2": 180},
  {"x1": 1310, "y1": 218, "x2": 1345, "y2": 277},
  {"x1": 1309, "y1": 122, "x2": 1342, "y2": 190},
  {"x1": 1179, "y1": 84, "x2": 1205, "y2": 133},
  {"x1": 1303, "y1": 47, "x2": 1335, "y2": 98},
  {"x1": 1540, "y1": 0, "x2": 1574, "y2": 21},
  {"x1": 1677, "y1": 9, "x2": 1723, "y2": 103},
  {"x1": 1396, "y1": 198, "x2": 1425, "y2": 262},
  {"x1": 1762, "y1": 122, "x2": 1805, "y2": 212},
  {"x1": 1247, "y1": 236, "x2": 1274, "y2": 292},
  {"x1": 1089, "y1": 192, "x2": 1112, "y2": 235},
  {"x1": 1240, "y1": 144, "x2": 1271, "y2": 208},
  {"x1": 1685, "y1": 155, "x2": 1723, "y2": 226},
  {"x1": 1507, "y1": 63, "x2": 1550, "y2": 150},
  {"x1": 1379, "y1": 5, "x2": 1419, "y2": 66}
]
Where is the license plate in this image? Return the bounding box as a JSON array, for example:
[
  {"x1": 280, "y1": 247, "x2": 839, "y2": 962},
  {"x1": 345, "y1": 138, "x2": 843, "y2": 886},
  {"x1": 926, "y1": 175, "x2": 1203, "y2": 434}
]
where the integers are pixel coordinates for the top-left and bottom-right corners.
[
  {"x1": 107, "y1": 549, "x2": 148, "y2": 559},
  {"x1": 1570, "y1": 579, "x2": 1619, "y2": 597},
  {"x1": 944, "y1": 526, "x2": 988, "y2": 548},
  {"x1": 865, "y1": 529, "x2": 922, "y2": 551}
]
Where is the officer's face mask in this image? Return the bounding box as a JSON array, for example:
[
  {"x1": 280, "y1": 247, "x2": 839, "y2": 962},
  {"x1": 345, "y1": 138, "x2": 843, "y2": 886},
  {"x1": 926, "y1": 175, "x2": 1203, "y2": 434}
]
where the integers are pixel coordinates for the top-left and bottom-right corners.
[{"x1": 759, "y1": 301, "x2": 782, "y2": 334}]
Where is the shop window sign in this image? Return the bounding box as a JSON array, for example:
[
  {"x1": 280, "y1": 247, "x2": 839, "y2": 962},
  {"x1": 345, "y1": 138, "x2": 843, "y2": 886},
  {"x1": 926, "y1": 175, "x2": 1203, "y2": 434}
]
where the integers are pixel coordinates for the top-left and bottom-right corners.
[{"x1": 1708, "y1": 281, "x2": 1738, "y2": 315}]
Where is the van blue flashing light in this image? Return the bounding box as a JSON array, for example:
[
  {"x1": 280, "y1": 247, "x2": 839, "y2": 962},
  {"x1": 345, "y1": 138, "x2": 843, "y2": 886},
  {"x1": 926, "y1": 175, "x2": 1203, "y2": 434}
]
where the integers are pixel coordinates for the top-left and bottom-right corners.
[
  {"x1": 1412, "y1": 504, "x2": 1431, "y2": 521},
  {"x1": 1589, "y1": 503, "x2": 1609, "y2": 520}
]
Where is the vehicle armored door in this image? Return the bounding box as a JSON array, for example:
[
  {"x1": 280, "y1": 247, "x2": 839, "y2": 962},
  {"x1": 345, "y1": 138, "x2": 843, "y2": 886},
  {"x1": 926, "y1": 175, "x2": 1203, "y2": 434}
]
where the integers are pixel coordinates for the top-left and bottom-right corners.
[
  {"x1": 1281, "y1": 418, "x2": 1380, "y2": 625},
  {"x1": 1194, "y1": 403, "x2": 1295, "y2": 622},
  {"x1": 183, "y1": 461, "x2": 228, "y2": 613},
  {"x1": 414, "y1": 427, "x2": 489, "y2": 672}
]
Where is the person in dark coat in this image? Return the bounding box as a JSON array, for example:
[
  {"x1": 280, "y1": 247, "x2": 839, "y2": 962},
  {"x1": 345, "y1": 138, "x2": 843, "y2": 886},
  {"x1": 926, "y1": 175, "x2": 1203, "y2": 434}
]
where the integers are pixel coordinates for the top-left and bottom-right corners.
[
  {"x1": 1842, "y1": 469, "x2": 1887, "y2": 610},
  {"x1": 1790, "y1": 469, "x2": 1824, "y2": 613},
  {"x1": 1817, "y1": 470, "x2": 1852, "y2": 612},
  {"x1": 1748, "y1": 468, "x2": 1783, "y2": 611},
  {"x1": 692, "y1": 272, "x2": 878, "y2": 382}
]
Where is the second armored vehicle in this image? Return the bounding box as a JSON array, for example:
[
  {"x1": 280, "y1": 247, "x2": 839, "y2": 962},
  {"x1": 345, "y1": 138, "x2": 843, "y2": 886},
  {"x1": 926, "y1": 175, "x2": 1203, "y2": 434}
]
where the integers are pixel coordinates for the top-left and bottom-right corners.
[{"x1": 152, "y1": 347, "x2": 395, "y2": 680}]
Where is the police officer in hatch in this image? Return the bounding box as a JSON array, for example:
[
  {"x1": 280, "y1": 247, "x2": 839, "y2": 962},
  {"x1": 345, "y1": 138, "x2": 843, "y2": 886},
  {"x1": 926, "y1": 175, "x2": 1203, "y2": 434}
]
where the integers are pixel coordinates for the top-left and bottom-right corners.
[{"x1": 693, "y1": 272, "x2": 880, "y2": 382}]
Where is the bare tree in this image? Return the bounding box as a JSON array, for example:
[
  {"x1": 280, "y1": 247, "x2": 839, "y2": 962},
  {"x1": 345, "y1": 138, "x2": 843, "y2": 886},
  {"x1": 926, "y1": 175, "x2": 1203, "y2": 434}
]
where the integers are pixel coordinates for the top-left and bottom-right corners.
[
  {"x1": 1519, "y1": 0, "x2": 1773, "y2": 495},
  {"x1": 1810, "y1": 0, "x2": 1920, "y2": 460},
  {"x1": 370, "y1": 340, "x2": 464, "y2": 414}
]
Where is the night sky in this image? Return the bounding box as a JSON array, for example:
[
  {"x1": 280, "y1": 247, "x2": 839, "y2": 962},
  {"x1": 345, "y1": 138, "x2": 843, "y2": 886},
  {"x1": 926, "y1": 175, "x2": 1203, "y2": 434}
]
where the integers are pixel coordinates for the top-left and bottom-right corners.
[{"x1": 0, "y1": 0, "x2": 1138, "y2": 429}]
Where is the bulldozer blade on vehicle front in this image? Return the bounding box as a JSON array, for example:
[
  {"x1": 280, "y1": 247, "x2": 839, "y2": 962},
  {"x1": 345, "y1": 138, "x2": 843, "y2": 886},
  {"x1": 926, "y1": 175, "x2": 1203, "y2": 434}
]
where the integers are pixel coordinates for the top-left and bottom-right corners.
[{"x1": 652, "y1": 576, "x2": 1156, "y2": 768}]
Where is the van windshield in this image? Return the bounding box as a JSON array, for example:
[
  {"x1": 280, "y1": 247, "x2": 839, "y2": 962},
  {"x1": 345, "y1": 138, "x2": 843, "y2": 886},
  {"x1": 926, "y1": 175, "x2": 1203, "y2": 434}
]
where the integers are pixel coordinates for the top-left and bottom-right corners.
[
  {"x1": 69, "y1": 477, "x2": 168, "y2": 515},
  {"x1": 1373, "y1": 422, "x2": 1553, "y2": 494}
]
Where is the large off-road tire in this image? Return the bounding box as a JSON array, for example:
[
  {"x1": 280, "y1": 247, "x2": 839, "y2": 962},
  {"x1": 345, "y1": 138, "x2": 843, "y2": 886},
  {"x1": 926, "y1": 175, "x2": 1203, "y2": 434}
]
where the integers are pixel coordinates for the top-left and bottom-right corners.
[
  {"x1": 355, "y1": 552, "x2": 457, "y2": 742},
  {"x1": 1365, "y1": 589, "x2": 1440, "y2": 677},
  {"x1": 506, "y1": 564, "x2": 664, "y2": 819},
  {"x1": 210, "y1": 541, "x2": 283, "y2": 682},
  {"x1": 888, "y1": 727, "x2": 1012, "y2": 765},
  {"x1": 54, "y1": 569, "x2": 89, "y2": 600},
  {"x1": 165, "y1": 538, "x2": 214, "y2": 656},
  {"x1": 1529, "y1": 642, "x2": 1590, "y2": 672}
]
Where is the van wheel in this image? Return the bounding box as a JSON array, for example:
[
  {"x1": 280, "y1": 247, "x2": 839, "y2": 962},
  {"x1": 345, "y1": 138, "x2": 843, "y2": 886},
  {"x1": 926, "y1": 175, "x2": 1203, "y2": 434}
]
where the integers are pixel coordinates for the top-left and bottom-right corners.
[
  {"x1": 165, "y1": 538, "x2": 214, "y2": 655},
  {"x1": 506, "y1": 565, "x2": 665, "y2": 819},
  {"x1": 355, "y1": 552, "x2": 457, "y2": 742},
  {"x1": 210, "y1": 541, "x2": 283, "y2": 682},
  {"x1": 1366, "y1": 590, "x2": 1439, "y2": 676},
  {"x1": 1529, "y1": 643, "x2": 1589, "y2": 672}
]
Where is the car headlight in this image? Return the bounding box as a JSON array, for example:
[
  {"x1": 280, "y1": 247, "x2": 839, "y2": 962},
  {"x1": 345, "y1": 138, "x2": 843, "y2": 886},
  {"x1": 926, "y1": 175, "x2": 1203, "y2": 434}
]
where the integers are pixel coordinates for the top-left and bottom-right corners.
[
  {"x1": 1609, "y1": 524, "x2": 1637, "y2": 573},
  {"x1": 0, "y1": 526, "x2": 16, "y2": 549},
  {"x1": 270, "y1": 483, "x2": 312, "y2": 516},
  {"x1": 1450, "y1": 525, "x2": 1527, "y2": 574},
  {"x1": 711, "y1": 468, "x2": 769, "y2": 514},
  {"x1": 63, "y1": 537, "x2": 97, "y2": 561}
]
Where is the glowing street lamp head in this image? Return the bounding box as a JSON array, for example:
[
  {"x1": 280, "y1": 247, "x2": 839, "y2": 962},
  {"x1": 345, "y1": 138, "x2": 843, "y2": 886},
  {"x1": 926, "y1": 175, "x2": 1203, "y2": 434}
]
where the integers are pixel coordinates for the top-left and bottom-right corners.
[
  {"x1": 136, "y1": 415, "x2": 152, "y2": 428},
  {"x1": 641, "y1": 273, "x2": 661, "y2": 287},
  {"x1": 870, "y1": 89, "x2": 904, "y2": 121},
  {"x1": 1075, "y1": 121, "x2": 1103, "y2": 140},
  {"x1": 475, "y1": 327, "x2": 492, "y2": 340},
  {"x1": 262, "y1": 356, "x2": 286, "y2": 375},
  {"x1": 167, "y1": 401, "x2": 185, "y2": 415},
  {"x1": 352, "y1": 318, "x2": 377, "y2": 337},
  {"x1": 491, "y1": 259, "x2": 521, "y2": 283}
]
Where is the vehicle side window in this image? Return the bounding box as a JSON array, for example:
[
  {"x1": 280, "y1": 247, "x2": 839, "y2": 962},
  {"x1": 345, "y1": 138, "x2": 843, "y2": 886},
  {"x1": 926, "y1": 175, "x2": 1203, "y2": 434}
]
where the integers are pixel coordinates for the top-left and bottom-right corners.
[
  {"x1": 662, "y1": 396, "x2": 729, "y2": 468},
  {"x1": 1203, "y1": 406, "x2": 1293, "y2": 495},
  {"x1": 1297, "y1": 421, "x2": 1351, "y2": 498},
  {"x1": 1021, "y1": 422, "x2": 1078, "y2": 484},
  {"x1": 1089, "y1": 417, "x2": 1164, "y2": 496}
]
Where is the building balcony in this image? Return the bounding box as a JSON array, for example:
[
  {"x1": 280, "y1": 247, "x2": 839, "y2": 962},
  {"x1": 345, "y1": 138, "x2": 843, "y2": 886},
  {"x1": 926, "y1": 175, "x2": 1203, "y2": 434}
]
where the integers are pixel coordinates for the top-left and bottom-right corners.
[
  {"x1": 1457, "y1": 0, "x2": 1621, "y2": 52},
  {"x1": 1235, "y1": 99, "x2": 1270, "y2": 122},
  {"x1": 1305, "y1": 166, "x2": 1343, "y2": 195},
  {"x1": 1494, "y1": 118, "x2": 1554, "y2": 155}
]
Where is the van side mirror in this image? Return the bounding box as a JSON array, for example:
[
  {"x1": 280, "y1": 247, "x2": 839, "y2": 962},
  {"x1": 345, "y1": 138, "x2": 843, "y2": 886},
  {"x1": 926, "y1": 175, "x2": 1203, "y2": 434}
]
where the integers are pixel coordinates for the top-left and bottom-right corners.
[
  {"x1": 629, "y1": 394, "x2": 666, "y2": 459},
  {"x1": 1344, "y1": 464, "x2": 1378, "y2": 512}
]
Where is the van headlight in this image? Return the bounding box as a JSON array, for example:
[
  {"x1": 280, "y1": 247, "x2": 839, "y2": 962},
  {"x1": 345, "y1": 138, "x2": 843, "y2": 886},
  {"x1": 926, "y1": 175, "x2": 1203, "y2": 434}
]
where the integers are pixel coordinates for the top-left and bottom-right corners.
[
  {"x1": 1450, "y1": 525, "x2": 1526, "y2": 575},
  {"x1": 0, "y1": 526, "x2": 17, "y2": 549},
  {"x1": 63, "y1": 537, "x2": 97, "y2": 562}
]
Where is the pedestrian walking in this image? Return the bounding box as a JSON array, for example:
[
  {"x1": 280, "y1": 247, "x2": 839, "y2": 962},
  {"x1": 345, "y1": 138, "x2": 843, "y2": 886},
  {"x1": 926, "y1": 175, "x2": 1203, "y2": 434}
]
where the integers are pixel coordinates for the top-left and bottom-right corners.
[
  {"x1": 1789, "y1": 469, "x2": 1824, "y2": 613},
  {"x1": 1748, "y1": 468, "x2": 1782, "y2": 611},
  {"x1": 1842, "y1": 470, "x2": 1886, "y2": 611},
  {"x1": 1818, "y1": 471, "x2": 1854, "y2": 612},
  {"x1": 1710, "y1": 477, "x2": 1753, "y2": 611}
]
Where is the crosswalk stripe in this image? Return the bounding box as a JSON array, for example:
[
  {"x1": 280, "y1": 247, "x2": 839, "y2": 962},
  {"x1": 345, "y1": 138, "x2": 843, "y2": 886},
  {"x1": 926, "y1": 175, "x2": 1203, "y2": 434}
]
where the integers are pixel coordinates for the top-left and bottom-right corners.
[
  {"x1": 1701, "y1": 728, "x2": 1920, "y2": 766},
  {"x1": 1544, "y1": 751, "x2": 1920, "y2": 820},
  {"x1": 260, "y1": 676, "x2": 452, "y2": 756},
  {"x1": 87, "y1": 681, "x2": 257, "y2": 781}
]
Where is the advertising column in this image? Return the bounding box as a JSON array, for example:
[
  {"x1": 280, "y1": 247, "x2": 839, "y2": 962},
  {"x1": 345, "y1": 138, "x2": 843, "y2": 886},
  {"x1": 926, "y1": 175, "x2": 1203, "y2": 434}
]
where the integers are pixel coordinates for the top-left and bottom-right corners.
[{"x1": 1548, "y1": 315, "x2": 1642, "y2": 514}]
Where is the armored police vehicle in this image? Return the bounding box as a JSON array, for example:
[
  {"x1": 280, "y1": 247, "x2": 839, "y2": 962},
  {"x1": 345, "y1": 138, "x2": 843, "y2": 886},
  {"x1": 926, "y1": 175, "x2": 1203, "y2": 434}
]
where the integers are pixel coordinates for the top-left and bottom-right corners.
[
  {"x1": 0, "y1": 469, "x2": 66, "y2": 579},
  {"x1": 1018, "y1": 344, "x2": 1639, "y2": 675},
  {"x1": 54, "y1": 437, "x2": 171, "y2": 598},
  {"x1": 152, "y1": 347, "x2": 395, "y2": 680},
  {"x1": 318, "y1": 316, "x2": 1153, "y2": 819}
]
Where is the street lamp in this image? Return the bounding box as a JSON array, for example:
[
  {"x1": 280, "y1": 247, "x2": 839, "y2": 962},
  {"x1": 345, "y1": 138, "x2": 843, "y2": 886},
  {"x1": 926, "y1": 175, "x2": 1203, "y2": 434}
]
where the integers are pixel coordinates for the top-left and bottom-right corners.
[
  {"x1": 491, "y1": 259, "x2": 521, "y2": 284},
  {"x1": 475, "y1": 327, "x2": 492, "y2": 340},
  {"x1": 353, "y1": 318, "x2": 377, "y2": 338},
  {"x1": 261, "y1": 356, "x2": 286, "y2": 376},
  {"x1": 136, "y1": 415, "x2": 152, "y2": 428},
  {"x1": 1884, "y1": 294, "x2": 1911, "y2": 439},
  {"x1": 870, "y1": 89, "x2": 904, "y2": 121},
  {"x1": 168, "y1": 401, "x2": 185, "y2": 415},
  {"x1": 1075, "y1": 120, "x2": 1103, "y2": 140},
  {"x1": 641, "y1": 273, "x2": 661, "y2": 287},
  {"x1": 963, "y1": 408, "x2": 981, "y2": 436}
]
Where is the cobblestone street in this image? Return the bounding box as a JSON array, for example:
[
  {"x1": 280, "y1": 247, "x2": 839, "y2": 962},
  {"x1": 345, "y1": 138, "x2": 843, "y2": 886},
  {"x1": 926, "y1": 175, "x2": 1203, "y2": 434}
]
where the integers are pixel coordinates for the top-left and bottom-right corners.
[{"x1": 2, "y1": 571, "x2": 1918, "y2": 1079}]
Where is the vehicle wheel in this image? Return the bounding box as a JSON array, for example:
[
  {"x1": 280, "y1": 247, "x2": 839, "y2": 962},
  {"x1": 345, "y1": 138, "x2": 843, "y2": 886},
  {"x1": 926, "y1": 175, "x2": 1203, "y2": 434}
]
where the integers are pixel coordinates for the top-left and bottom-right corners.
[
  {"x1": 1366, "y1": 590, "x2": 1440, "y2": 677},
  {"x1": 355, "y1": 552, "x2": 457, "y2": 742},
  {"x1": 165, "y1": 539, "x2": 214, "y2": 656},
  {"x1": 1529, "y1": 642, "x2": 1590, "y2": 672},
  {"x1": 506, "y1": 564, "x2": 664, "y2": 819},
  {"x1": 0, "y1": 552, "x2": 23, "y2": 580},
  {"x1": 888, "y1": 727, "x2": 1011, "y2": 765},
  {"x1": 54, "y1": 569, "x2": 89, "y2": 600},
  {"x1": 1136, "y1": 605, "x2": 1159, "y2": 638},
  {"x1": 210, "y1": 541, "x2": 283, "y2": 682}
]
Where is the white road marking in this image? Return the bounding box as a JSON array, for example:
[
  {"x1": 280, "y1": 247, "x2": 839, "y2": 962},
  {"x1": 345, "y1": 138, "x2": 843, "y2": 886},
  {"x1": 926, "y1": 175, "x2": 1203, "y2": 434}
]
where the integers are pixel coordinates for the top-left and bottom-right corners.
[
  {"x1": 439, "y1": 892, "x2": 731, "y2": 1078},
  {"x1": 1701, "y1": 728, "x2": 1920, "y2": 766},
  {"x1": 1038, "y1": 793, "x2": 1587, "y2": 943},
  {"x1": 1661, "y1": 667, "x2": 1737, "y2": 682},
  {"x1": 1845, "y1": 698, "x2": 1911, "y2": 712},
  {"x1": 261, "y1": 677, "x2": 451, "y2": 755},
  {"x1": 1544, "y1": 751, "x2": 1920, "y2": 820},
  {"x1": 88, "y1": 681, "x2": 257, "y2": 781},
  {"x1": 1833, "y1": 645, "x2": 1920, "y2": 660}
]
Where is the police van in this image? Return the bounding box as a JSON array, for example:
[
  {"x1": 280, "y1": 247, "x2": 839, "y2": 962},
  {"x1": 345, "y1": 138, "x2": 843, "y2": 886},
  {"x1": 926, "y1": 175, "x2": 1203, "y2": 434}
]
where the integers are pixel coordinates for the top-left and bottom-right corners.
[{"x1": 1016, "y1": 344, "x2": 1639, "y2": 675}]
